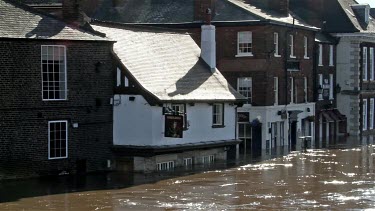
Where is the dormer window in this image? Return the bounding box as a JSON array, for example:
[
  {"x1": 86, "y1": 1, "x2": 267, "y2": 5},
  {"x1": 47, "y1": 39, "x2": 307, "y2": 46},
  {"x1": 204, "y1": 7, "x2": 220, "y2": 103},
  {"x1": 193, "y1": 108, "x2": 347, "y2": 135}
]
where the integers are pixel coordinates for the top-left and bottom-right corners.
[{"x1": 352, "y1": 4, "x2": 371, "y2": 25}]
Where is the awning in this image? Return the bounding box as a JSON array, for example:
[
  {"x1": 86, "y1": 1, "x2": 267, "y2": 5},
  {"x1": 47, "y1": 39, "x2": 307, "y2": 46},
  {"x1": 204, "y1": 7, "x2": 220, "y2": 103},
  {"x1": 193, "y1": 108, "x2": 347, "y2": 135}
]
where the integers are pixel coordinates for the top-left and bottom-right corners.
[
  {"x1": 288, "y1": 110, "x2": 303, "y2": 122},
  {"x1": 332, "y1": 109, "x2": 347, "y2": 121},
  {"x1": 322, "y1": 111, "x2": 334, "y2": 122}
]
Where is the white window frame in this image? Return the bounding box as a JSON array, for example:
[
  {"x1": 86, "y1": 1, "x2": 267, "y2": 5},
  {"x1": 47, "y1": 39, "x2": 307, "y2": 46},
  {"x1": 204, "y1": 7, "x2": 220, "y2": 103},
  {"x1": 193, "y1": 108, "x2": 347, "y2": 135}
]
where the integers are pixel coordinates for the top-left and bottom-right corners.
[
  {"x1": 370, "y1": 47, "x2": 374, "y2": 81},
  {"x1": 329, "y1": 45, "x2": 334, "y2": 66},
  {"x1": 274, "y1": 77, "x2": 278, "y2": 105},
  {"x1": 48, "y1": 120, "x2": 68, "y2": 160},
  {"x1": 290, "y1": 77, "x2": 294, "y2": 104},
  {"x1": 370, "y1": 98, "x2": 374, "y2": 130},
  {"x1": 236, "y1": 31, "x2": 253, "y2": 57},
  {"x1": 304, "y1": 36, "x2": 309, "y2": 59},
  {"x1": 202, "y1": 155, "x2": 215, "y2": 165},
  {"x1": 274, "y1": 32, "x2": 280, "y2": 57},
  {"x1": 183, "y1": 158, "x2": 193, "y2": 167},
  {"x1": 329, "y1": 74, "x2": 334, "y2": 100},
  {"x1": 318, "y1": 44, "x2": 323, "y2": 66},
  {"x1": 156, "y1": 161, "x2": 175, "y2": 171},
  {"x1": 363, "y1": 47, "x2": 368, "y2": 81},
  {"x1": 363, "y1": 99, "x2": 368, "y2": 131},
  {"x1": 237, "y1": 77, "x2": 252, "y2": 104},
  {"x1": 304, "y1": 77, "x2": 308, "y2": 103},
  {"x1": 318, "y1": 74, "x2": 323, "y2": 100},
  {"x1": 116, "y1": 68, "x2": 121, "y2": 87},
  {"x1": 124, "y1": 76, "x2": 129, "y2": 87},
  {"x1": 212, "y1": 103, "x2": 224, "y2": 126},
  {"x1": 289, "y1": 35, "x2": 296, "y2": 58},
  {"x1": 41, "y1": 45, "x2": 67, "y2": 101}
]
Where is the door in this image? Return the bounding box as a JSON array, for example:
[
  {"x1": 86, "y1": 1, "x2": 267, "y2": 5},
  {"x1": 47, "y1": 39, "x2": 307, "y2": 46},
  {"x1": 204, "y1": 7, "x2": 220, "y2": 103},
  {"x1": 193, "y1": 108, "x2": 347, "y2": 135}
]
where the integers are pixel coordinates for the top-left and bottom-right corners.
[
  {"x1": 252, "y1": 124, "x2": 262, "y2": 156},
  {"x1": 291, "y1": 121, "x2": 297, "y2": 151},
  {"x1": 238, "y1": 123, "x2": 252, "y2": 155}
]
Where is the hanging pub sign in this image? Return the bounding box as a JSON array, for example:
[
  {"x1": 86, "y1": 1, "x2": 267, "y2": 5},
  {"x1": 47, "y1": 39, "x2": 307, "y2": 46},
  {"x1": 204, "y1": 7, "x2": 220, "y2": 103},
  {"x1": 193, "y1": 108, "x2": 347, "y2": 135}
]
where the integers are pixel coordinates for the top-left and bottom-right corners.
[
  {"x1": 238, "y1": 112, "x2": 250, "y2": 122},
  {"x1": 165, "y1": 115, "x2": 183, "y2": 138}
]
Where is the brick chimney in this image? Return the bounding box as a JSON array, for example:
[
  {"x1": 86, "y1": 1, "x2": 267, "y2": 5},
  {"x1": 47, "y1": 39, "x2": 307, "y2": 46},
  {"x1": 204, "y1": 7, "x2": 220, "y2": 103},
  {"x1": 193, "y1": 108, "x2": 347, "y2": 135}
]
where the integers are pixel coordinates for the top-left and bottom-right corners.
[
  {"x1": 194, "y1": 0, "x2": 216, "y2": 22},
  {"x1": 62, "y1": 0, "x2": 85, "y2": 25},
  {"x1": 268, "y1": 0, "x2": 289, "y2": 17}
]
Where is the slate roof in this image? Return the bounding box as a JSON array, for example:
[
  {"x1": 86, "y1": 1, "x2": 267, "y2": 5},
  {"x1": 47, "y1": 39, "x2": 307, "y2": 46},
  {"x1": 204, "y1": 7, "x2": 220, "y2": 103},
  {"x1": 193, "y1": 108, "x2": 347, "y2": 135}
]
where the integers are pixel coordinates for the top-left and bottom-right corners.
[
  {"x1": 0, "y1": 0, "x2": 108, "y2": 41},
  {"x1": 92, "y1": 23, "x2": 245, "y2": 102},
  {"x1": 337, "y1": 0, "x2": 375, "y2": 33},
  {"x1": 90, "y1": 0, "x2": 258, "y2": 23}
]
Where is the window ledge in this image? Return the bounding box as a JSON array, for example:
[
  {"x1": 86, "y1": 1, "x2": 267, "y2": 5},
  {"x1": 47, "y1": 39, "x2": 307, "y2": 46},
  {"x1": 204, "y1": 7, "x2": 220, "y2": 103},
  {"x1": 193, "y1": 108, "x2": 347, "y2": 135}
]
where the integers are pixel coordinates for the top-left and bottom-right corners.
[
  {"x1": 236, "y1": 53, "x2": 253, "y2": 57},
  {"x1": 318, "y1": 64, "x2": 323, "y2": 66},
  {"x1": 212, "y1": 125, "x2": 225, "y2": 128},
  {"x1": 304, "y1": 56, "x2": 310, "y2": 59},
  {"x1": 329, "y1": 64, "x2": 334, "y2": 67},
  {"x1": 289, "y1": 55, "x2": 296, "y2": 59},
  {"x1": 274, "y1": 54, "x2": 281, "y2": 58}
]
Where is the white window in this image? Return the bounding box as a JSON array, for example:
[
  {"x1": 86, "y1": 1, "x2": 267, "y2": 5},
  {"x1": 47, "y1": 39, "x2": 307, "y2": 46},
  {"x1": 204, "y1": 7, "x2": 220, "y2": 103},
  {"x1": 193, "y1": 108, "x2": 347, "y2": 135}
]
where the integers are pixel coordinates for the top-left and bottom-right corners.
[
  {"x1": 212, "y1": 103, "x2": 224, "y2": 126},
  {"x1": 41, "y1": 45, "x2": 67, "y2": 100},
  {"x1": 116, "y1": 68, "x2": 121, "y2": 87},
  {"x1": 48, "y1": 120, "x2": 68, "y2": 159},
  {"x1": 318, "y1": 44, "x2": 323, "y2": 66},
  {"x1": 274, "y1": 32, "x2": 280, "y2": 57},
  {"x1": 289, "y1": 35, "x2": 295, "y2": 58},
  {"x1": 171, "y1": 104, "x2": 184, "y2": 115},
  {"x1": 370, "y1": 98, "x2": 374, "y2": 130},
  {"x1": 318, "y1": 74, "x2": 323, "y2": 100},
  {"x1": 124, "y1": 76, "x2": 129, "y2": 87},
  {"x1": 184, "y1": 158, "x2": 193, "y2": 167},
  {"x1": 363, "y1": 47, "x2": 368, "y2": 81},
  {"x1": 329, "y1": 74, "x2": 334, "y2": 100},
  {"x1": 370, "y1": 48, "x2": 374, "y2": 80},
  {"x1": 363, "y1": 99, "x2": 368, "y2": 131},
  {"x1": 329, "y1": 45, "x2": 334, "y2": 66},
  {"x1": 237, "y1": 31, "x2": 253, "y2": 56},
  {"x1": 274, "y1": 77, "x2": 278, "y2": 105},
  {"x1": 290, "y1": 77, "x2": 294, "y2": 104},
  {"x1": 304, "y1": 77, "x2": 308, "y2": 103},
  {"x1": 202, "y1": 155, "x2": 215, "y2": 165},
  {"x1": 237, "y1": 77, "x2": 252, "y2": 104},
  {"x1": 156, "y1": 161, "x2": 175, "y2": 171},
  {"x1": 304, "y1": 36, "x2": 309, "y2": 59}
]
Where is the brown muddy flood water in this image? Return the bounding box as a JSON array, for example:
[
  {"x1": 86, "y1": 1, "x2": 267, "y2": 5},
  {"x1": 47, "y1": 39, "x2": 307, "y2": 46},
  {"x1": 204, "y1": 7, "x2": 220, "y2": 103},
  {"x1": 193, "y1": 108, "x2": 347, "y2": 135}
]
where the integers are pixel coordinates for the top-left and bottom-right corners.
[{"x1": 1, "y1": 144, "x2": 375, "y2": 210}]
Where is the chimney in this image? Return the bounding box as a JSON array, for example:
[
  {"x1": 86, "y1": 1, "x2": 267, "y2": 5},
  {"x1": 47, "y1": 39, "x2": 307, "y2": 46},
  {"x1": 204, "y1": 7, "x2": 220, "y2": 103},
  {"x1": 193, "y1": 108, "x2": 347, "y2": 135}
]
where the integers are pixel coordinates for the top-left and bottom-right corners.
[
  {"x1": 352, "y1": 4, "x2": 371, "y2": 25},
  {"x1": 201, "y1": 8, "x2": 216, "y2": 72},
  {"x1": 268, "y1": 0, "x2": 289, "y2": 17},
  {"x1": 194, "y1": 0, "x2": 217, "y2": 22},
  {"x1": 62, "y1": 0, "x2": 85, "y2": 25}
]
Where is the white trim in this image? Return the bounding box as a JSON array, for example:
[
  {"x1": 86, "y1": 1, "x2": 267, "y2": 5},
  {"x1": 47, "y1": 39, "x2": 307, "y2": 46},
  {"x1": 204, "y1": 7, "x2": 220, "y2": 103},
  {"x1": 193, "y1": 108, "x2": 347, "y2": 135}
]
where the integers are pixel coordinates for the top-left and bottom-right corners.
[
  {"x1": 156, "y1": 161, "x2": 175, "y2": 171},
  {"x1": 318, "y1": 74, "x2": 323, "y2": 100},
  {"x1": 235, "y1": 53, "x2": 253, "y2": 57},
  {"x1": 237, "y1": 31, "x2": 253, "y2": 56},
  {"x1": 318, "y1": 44, "x2": 323, "y2": 66},
  {"x1": 212, "y1": 103, "x2": 224, "y2": 126},
  {"x1": 116, "y1": 68, "x2": 121, "y2": 87},
  {"x1": 202, "y1": 155, "x2": 215, "y2": 165},
  {"x1": 124, "y1": 76, "x2": 129, "y2": 87},
  {"x1": 370, "y1": 47, "x2": 374, "y2": 81},
  {"x1": 183, "y1": 158, "x2": 193, "y2": 167},
  {"x1": 274, "y1": 32, "x2": 280, "y2": 57},
  {"x1": 329, "y1": 45, "x2": 334, "y2": 66},
  {"x1": 48, "y1": 120, "x2": 68, "y2": 160},
  {"x1": 304, "y1": 36, "x2": 309, "y2": 59},
  {"x1": 289, "y1": 35, "x2": 295, "y2": 58},
  {"x1": 370, "y1": 98, "x2": 374, "y2": 130},
  {"x1": 274, "y1": 77, "x2": 278, "y2": 105}
]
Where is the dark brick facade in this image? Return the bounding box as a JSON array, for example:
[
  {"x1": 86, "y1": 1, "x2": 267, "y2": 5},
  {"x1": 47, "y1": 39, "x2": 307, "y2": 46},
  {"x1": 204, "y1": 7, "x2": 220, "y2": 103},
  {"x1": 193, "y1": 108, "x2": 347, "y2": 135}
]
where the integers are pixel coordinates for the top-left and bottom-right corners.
[
  {"x1": 0, "y1": 39, "x2": 115, "y2": 179},
  {"x1": 189, "y1": 24, "x2": 315, "y2": 107}
]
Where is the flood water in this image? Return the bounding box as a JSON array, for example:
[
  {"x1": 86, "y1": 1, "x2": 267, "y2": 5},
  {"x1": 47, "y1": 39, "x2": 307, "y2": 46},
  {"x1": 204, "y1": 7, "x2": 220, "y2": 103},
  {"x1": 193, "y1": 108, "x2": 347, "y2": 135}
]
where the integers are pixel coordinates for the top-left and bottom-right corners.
[{"x1": 0, "y1": 142, "x2": 375, "y2": 210}]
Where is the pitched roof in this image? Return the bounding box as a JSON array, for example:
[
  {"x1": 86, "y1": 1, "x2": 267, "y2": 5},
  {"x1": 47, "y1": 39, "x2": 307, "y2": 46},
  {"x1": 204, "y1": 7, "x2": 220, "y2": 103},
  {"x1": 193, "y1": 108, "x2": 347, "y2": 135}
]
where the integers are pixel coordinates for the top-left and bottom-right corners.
[
  {"x1": 0, "y1": 0, "x2": 108, "y2": 41},
  {"x1": 90, "y1": 0, "x2": 258, "y2": 23},
  {"x1": 337, "y1": 0, "x2": 375, "y2": 33},
  {"x1": 92, "y1": 23, "x2": 245, "y2": 102}
]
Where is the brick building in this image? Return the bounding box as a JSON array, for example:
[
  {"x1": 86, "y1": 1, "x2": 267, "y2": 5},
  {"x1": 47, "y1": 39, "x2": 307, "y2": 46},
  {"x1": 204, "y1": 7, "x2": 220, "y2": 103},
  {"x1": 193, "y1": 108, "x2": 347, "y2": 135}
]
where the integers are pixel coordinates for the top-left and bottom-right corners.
[{"x1": 0, "y1": 0, "x2": 115, "y2": 179}]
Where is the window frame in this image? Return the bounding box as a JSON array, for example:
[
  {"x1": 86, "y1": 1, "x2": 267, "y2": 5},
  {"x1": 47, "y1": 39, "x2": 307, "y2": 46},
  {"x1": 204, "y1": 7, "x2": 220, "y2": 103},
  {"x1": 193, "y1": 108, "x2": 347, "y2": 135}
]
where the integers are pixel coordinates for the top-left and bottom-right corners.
[
  {"x1": 237, "y1": 77, "x2": 252, "y2": 104},
  {"x1": 289, "y1": 34, "x2": 296, "y2": 58},
  {"x1": 318, "y1": 74, "x2": 323, "y2": 100},
  {"x1": 202, "y1": 155, "x2": 215, "y2": 165},
  {"x1": 156, "y1": 161, "x2": 175, "y2": 171},
  {"x1": 236, "y1": 31, "x2": 253, "y2": 57},
  {"x1": 370, "y1": 47, "x2": 374, "y2": 81},
  {"x1": 329, "y1": 74, "x2": 334, "y2": 100},
  {"x1": 370, "y1": 98, "x2": 374, "y2": 130},
  {"x1": 274, "y1": 77, "x2": 278, "y2": 105},
  {"x1": 304, "y1": 36, "x2": 309, "y2": 59},
  {"x1": 41, "y1": 45, "x2": 67, "y2": 101},
  {"x1": 363, "y1": 98, "x2": 368, "y2": 131},
  {"x1": 274, "y1": 32, "x2": 280, "y2": 57},
  {"x1": 304, "y1": 77, "x2": 308, "y2": 103},
  {"x1": 329, "y1": 45, "x2": 334, "y2": 66},
  {"x1": 48, "y1": 120, "x2": 68, "y2": 160},
  {"x1": 116, "y1": 67, "x2": 121, "y2": 87},
  {"x1": 290, "y1": 77, "x2": 294, "y2": 104},
  {"x1": 171, "y1": 103, "x2": 187, "y2": 129},
  {"x1": 318, "y1": 44, "x2": 323, "y2": 66},
  {"x1": 363, "y1": 47, "x2": 368, "y2": 81},
  {"x1": 212, "y1": 103, "x2": 224, "y2": 127}
]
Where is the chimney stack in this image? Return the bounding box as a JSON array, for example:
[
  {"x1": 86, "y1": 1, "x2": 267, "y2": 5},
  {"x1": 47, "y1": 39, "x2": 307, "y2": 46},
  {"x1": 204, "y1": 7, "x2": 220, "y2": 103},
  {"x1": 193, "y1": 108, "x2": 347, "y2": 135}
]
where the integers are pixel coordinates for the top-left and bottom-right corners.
[
  {"x1": 201, "y1": 8, "x2": 216, "y2": 72},
  {"x1": 194, "y1": 0, "x2": 217, "y2": 22},
  {"x1": 268, "y1": 0, "x2": 289, "y2": 17},
  {"x1": 62, "y1": 0, "x2": 85, "y2": 25}
]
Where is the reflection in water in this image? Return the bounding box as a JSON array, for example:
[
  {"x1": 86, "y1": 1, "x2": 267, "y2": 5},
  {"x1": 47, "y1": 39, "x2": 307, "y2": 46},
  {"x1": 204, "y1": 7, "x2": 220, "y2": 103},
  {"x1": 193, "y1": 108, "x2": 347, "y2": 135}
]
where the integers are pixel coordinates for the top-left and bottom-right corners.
[{"x1": 0, "y1": 144, "x2": 375, "y2": 210}]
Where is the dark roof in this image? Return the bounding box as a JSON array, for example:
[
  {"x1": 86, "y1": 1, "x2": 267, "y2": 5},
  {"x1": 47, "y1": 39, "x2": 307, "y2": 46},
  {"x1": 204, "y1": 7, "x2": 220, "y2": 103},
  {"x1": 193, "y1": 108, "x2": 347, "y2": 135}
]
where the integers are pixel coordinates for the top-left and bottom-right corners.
[
  {"x1": 0, "y1": 0, "x2": 109, "y2": 41},
  {"x1": 290, "y1": 0, "x2": 375, "y2": 33},
  {"x1": 315, "y1": 32, "x2": 337, "y2": 44},
  {"x1": 371, "y1": 8, "x2": 375, "y2": 18},
  {"x1": 92, "y1": 23, "x2": 245, "y2": 102},
  {"x1": 90, "y1": 0, "x2": 258, "y2": 23}
]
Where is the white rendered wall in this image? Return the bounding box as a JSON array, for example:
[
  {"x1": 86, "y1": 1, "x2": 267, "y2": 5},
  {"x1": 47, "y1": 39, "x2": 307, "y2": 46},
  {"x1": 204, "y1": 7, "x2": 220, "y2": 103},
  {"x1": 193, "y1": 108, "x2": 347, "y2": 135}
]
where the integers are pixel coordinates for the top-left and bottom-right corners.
[{"x1": 113, "y1": 95, "x2": 237, "y2": 146}]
